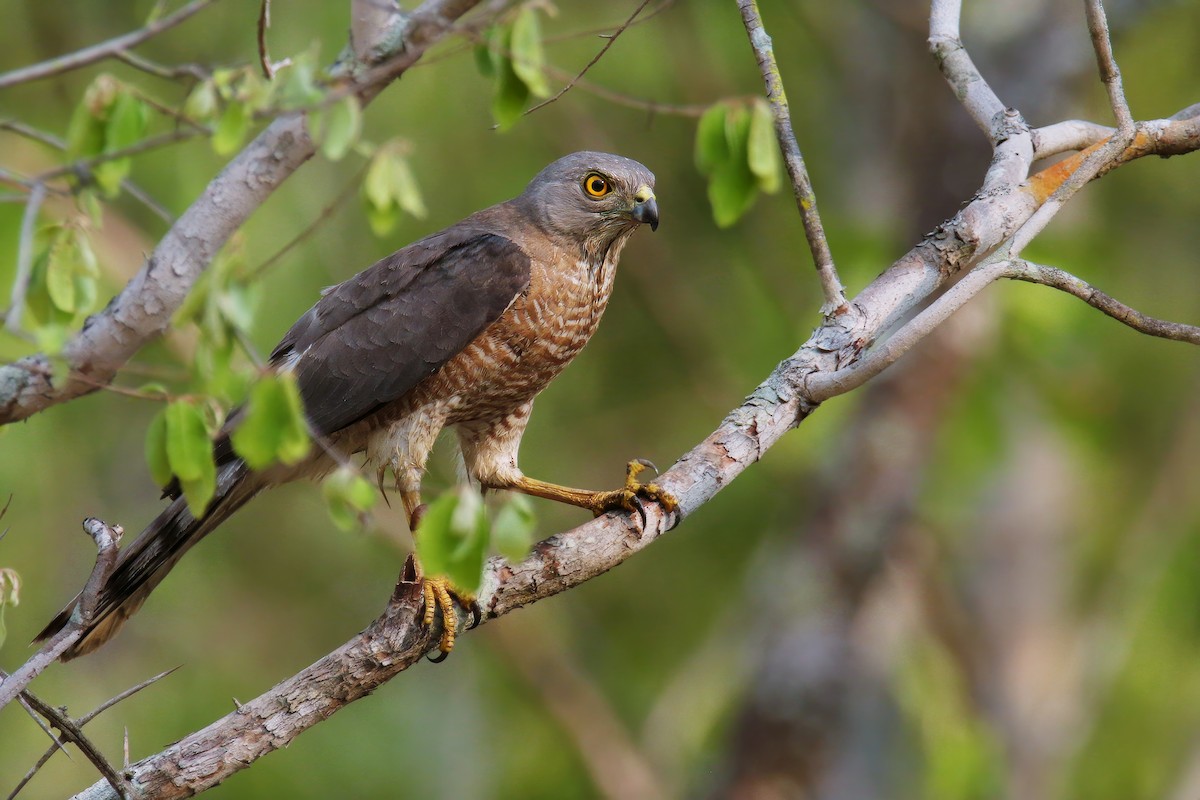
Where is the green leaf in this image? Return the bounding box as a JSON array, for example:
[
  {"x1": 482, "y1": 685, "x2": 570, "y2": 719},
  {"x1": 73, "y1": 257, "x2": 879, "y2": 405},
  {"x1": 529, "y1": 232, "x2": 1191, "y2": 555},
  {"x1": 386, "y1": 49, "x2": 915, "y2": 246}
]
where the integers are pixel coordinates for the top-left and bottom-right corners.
[
  {"x1": 44, "y1": 233, "x2": 77, "y2": 313},
  {"x1": 144, "y1": 407, "x2": 173, "y2": 487},
  {"x1": 93, "y1": 160, "x2": 130, "y2": 198},
  {"x1": 165, "y1": 400, "x2": 211, "y2": 482},
  {"x1": 510, "y1": 6, "x2": 551, "y2": 99},
  {"x1": 165, "y1": 400, "x2": 216, "y2": 514},
  {"x1": 65, "y1": 102, "x2": 106, "y2": 160},
  {"x1": 747, "y1": 99, "x2": 783, "y2": 193},
  {"x1": 366, "y1": 203, "x2": 399, "y2": 238},
  {"x1": 231, "y1": 373, "x2": 311, "y2": 470},
  {"x1": 695, "y1": 103, "x2": 730, "y2": 176},
  {"x1": 273, "y1": 57, "x2": 324, "y2": 110},
  {"x1": 491, "y1": 27, "x2": 530, "y2": 131},
  {"x1": 184, "y1": 80, "x2": 219, "y2": 123},
  {"x1": 363, "y1": 148, "x2": 395, "y2": 210},
  {"x1": 318, "y1": 96, "x2": 362, "y2": 161},
  {"x1": 391, "y1": 155, "x2": 426, "y2": 219},
  {"x1": 707, "y1": 105, "x2": 759, "y2": 227},
  {"x1": 322, "y1": 467, "x2": 378, "y2": 532},
  {"x1": 213, "y1": 101, "x2": 249, "y2": 156},
  {"x1": 493, "y1": 494, "x2": 536, "y2": 561},
  {"x1": 474, "y1": 40, "x2": 496, "y2": 78},
  {"x1": 105, "y1": 91, "x2": 148, "y2": 151},
  {"x1": 416, "y1": 486, "x2": 488, "y2": 592}
]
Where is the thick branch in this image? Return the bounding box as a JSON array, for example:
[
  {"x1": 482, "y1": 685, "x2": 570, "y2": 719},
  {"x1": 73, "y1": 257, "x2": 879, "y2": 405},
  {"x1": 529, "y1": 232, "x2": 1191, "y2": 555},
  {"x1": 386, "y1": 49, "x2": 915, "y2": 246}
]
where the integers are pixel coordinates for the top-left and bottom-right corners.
[
  {"x1": 0, "y1": 0, "x2": 484, "y2": 426},
  {"x1": 0, "y1": 0, "x2": 217, "y2": 90}
]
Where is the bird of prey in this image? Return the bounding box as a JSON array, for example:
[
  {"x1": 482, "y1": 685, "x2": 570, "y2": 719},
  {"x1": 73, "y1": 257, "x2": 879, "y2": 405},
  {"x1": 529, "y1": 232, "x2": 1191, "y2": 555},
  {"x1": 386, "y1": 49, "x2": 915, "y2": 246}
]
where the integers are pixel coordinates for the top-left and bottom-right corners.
[{"x1": 38, "y1": 151, "x2": 675, "y2": 659}]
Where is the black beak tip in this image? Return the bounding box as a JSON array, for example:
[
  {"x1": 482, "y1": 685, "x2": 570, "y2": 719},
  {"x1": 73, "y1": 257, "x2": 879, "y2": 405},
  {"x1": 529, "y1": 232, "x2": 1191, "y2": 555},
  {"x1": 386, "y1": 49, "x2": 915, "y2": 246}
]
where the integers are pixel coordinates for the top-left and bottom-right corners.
[{"x1": 633, "y1": 198, "x2": 660, "y2": 231}]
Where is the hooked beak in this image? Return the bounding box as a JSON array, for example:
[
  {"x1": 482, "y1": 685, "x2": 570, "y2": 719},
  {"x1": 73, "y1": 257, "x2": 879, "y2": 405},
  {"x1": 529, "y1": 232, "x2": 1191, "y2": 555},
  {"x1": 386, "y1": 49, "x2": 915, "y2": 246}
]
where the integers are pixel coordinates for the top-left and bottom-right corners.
[{"x1": 630, "y1": 186, "x2": 659, "y2": 231}]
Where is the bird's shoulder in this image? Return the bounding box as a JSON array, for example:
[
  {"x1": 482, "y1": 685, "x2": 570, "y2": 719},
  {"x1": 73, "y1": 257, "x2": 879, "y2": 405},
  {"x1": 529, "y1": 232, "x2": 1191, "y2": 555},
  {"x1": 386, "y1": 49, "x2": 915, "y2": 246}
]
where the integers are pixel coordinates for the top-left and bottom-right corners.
[{"x1": 269, "y1": 204, "x2": 533, "y2": 365}]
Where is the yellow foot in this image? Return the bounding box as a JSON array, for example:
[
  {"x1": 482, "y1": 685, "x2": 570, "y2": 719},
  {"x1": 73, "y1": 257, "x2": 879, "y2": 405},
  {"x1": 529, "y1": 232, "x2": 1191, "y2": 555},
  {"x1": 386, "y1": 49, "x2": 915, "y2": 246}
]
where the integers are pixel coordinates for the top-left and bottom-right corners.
[
  {"x1": 589, "y1": 459, "x2": 679, "y2": 526},
  {"x1": 421, "y1": 576, "x2": 479, "y2": 662}
]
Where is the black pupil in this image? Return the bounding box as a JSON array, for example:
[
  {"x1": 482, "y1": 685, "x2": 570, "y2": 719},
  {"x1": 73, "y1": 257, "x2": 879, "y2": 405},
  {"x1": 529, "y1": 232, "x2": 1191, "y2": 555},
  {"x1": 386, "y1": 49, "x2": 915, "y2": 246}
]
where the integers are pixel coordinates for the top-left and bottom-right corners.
[{"x1": 590, "y1": 177, "x2": 605, "y2": 193}]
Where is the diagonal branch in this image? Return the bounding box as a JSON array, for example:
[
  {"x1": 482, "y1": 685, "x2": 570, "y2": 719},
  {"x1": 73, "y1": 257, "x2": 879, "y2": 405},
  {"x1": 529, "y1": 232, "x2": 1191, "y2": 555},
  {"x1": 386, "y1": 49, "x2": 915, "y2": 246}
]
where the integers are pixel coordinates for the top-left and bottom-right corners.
[
  {"x1": 0, "y1": 519, "x2": 123, "y2": 712},
  {"x1": 0, "y1": 0, "x2": 485, "y2": 427},
  {"x1": 736, "y1": 0, "x2": 845, "y2": 316},
  {"x1": 68, "y1": 99, "x2": 1200, "y2": 800},
  {"x1": 928, "y1": 0, "x2": 1007, "y2": 143},
  {"x1": 0, "y1": 0, "x2": 218, "y2": 90}
]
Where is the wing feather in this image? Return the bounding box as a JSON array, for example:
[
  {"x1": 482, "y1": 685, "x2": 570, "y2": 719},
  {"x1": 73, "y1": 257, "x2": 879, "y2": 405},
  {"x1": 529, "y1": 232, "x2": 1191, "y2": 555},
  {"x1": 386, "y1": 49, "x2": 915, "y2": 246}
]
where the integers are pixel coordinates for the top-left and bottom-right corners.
[{"x1": 272, "y1": 229, "x2": 531, "y2": 437}]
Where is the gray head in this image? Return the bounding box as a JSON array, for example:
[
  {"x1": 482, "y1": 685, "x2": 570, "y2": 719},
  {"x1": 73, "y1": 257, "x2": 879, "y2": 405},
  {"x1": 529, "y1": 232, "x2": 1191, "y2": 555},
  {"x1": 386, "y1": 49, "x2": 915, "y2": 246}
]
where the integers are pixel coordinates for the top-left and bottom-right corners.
[{"x1": 516, "y1": 152, "x2": 658, "y2": 245}]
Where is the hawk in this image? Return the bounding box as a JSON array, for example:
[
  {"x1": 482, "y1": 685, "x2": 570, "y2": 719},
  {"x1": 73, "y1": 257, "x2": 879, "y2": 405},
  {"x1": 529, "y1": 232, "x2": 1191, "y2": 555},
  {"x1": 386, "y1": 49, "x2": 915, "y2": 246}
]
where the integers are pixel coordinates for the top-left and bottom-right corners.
[{"x1": 39, "y1": 151, "x2": 675, "y2": 658}]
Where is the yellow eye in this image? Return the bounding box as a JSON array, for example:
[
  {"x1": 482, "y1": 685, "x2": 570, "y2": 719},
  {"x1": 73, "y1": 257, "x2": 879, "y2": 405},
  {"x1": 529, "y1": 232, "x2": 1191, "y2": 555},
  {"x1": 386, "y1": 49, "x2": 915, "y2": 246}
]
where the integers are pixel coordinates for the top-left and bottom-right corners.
[{"x1": 583, "y1": 173, "x2": 611, "y2": 198}]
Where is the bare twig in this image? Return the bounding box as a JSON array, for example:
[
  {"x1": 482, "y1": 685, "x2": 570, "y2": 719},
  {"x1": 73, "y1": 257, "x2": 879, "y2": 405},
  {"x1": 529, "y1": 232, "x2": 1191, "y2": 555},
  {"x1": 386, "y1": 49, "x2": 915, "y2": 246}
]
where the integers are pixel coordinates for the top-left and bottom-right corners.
[
  {"x1": 1032, "y1": 119, "x2": 1115, "y2": 159},
  {"x1": 0, "y1": 519, "x2": 123, "y2": 711},
  {"x1": 0, "y1": 0, "x2": 218, "y2": 90},
  {"x1": 737, "y1": 0, "x2": 845, "y2": 316},
  {"x1": 257, "y1": 0, "x2": 274, "y2": 79},
  {"x1": 10, "y1": 685, "x2": 133, "y2": 800},
  {"x1": 928, "y1": 0, "x2": 1007, "y2": 143},
  {"x1": 1084, "y1": 0, "x2": 1134, "y2": 130},
  {"x1": 523, "y1": 0, "x2": 652, "y2": 118},
  {"x1": 112, "y1": 49, "x2": 208, "y2": 82},
  {"x1": 34, "y1": 129, "x2": 201, "y2": 183},
  {"x1": 8, "y1": 667, "x2": 178, "y2": 800},
  {"x1": 6, "y1": 182, "x2": 46, "y2": 333},
  {"x1": 1005, "y1": 260, "x2": 1200, "y2": 345}
]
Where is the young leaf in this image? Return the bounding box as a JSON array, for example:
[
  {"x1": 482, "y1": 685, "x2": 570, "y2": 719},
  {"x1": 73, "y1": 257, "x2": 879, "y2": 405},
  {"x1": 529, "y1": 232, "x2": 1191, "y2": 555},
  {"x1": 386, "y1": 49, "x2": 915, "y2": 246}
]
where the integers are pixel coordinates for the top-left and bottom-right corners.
[
  {"x1": 491, "y1": 27, "x2": 530, "y2": 131},
  {"x1": 184, "y1": 80, "x2": 219, "y2": 123},
  {"x1": 44, "y1": 232, "x2": 78, "y2": 313},
  {"x1": 323, "y1": 467, "x2": 378, "y2": 532},
  {"x1": 747, "y1": 99, "x2": 783, "y2": 193},
  {"x1": 474, "y1": 40, "x2": 496, "y2": 78},
  {"x1": 417, "y1": 486, "x2": 489, "y2": 592},
  {"x1": 510, "y1": 6, "x2": 551, "y2": 99},
  {"x1": 231, "y1": 373, "x2": 311, "y2": 470},
  {"x1": 165, "y1": 400, "x2": 211, "y2": 482},
  {"x1": 105, "y1": 91, "x2": 149, "y2": 151},
  {"x1": 213, "y1": 101, "x2": 249, "y2": 156},
  {"x1": 390, "y1": 154, "x2": 426, "y2": 219},
  {"x1": 318, "y1": 96, "x2": 362, "y2": 161},
  {"x1": 708, "y1": 158, "x2": 758, "y2": 228},
  {"x1": 144, "y1": 407, "x2": 173, "y2": 487},
  {"x1": 695, "y1": 103, "x2": 730, "y2": 175},
  {"x1": 493, "y1": 495, "x2": 536, "y2": 561},
  {"x1": 165, "y1": 400, "x2": 216, "y2": 514}
]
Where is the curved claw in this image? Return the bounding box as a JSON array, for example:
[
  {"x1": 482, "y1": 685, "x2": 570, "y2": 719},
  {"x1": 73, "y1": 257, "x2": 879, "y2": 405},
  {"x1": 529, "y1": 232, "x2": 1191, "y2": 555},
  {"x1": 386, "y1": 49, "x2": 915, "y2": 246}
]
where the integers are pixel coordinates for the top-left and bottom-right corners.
[
  {"x1": 426, "y1": 649, "x2": 450, "y2": 664},
  {"x1": 630, "y1": 494, "x2": 647, "y2": 528},
  {"x1": 632, "y1": 457, "x2": 659, "y2": 477}
]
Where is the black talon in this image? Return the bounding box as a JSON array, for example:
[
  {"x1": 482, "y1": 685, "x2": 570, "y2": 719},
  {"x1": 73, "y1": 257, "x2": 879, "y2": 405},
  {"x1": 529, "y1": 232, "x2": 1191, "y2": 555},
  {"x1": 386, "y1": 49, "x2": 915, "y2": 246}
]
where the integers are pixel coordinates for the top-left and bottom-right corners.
[
  {"x1": 427, "y1": 649, "x2": 450, "y2": 664},
  {"x1": 631, "y1": 495, "x2": 647, "y2": 528},
  {"x1": 467, "y1": 602, "x2": 482, "y2": 630}
]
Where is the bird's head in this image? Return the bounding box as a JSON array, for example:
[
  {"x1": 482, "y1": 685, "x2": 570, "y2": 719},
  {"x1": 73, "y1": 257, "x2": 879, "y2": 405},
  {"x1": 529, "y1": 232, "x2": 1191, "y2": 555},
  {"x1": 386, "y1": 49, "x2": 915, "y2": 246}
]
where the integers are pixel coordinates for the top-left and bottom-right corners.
[{"x1": 518, "y1": 152, "x2": 658, "y2": 246}]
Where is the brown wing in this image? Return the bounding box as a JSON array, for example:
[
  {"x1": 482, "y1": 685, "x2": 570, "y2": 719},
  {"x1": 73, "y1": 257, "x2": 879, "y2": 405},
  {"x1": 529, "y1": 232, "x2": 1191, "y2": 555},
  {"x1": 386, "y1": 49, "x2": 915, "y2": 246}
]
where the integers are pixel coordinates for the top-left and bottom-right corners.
[{"x1": 270, "y1": 228, "x2": 531, "y2": 437}]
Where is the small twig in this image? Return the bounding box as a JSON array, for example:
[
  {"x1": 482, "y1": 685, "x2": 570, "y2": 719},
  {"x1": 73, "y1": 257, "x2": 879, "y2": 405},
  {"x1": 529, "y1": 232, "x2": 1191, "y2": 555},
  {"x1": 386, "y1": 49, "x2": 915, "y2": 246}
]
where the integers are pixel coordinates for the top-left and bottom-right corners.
[
  {"x1": 1005, "y1": 260, "x2": 1200, "y2": 345},
  {"x1": 0, "y1": 0, "x2": 218, "y2": 90},
  {"x1": 6, "y1": 183, "x2": 46, "y2": 334},
  {"x1": 737, "y1": 0, "x2": 845, "y2": 316},
  {"x1": 0, "y1": 519, "x2": 123, "y2": 712},
  {"x1": 249, "y1": 165, "x2": 366, "y2": 279},
  {"x1": 1084, "y1": 0, "x2": 1133, "y2": 131},
  {"x1": 34, "y1": 129, "x2": 200, "y2": 183},
  {"x1": 120, "y1": 180, "x2": 175, "y2": 224},
  {"x1": 15, "y1": 693, "x2": 72, "y2": 759},
  {"x1": 113, "y1": 49, "x2": 208, "y2": 82},
  {"x1": 523, "y1": 0, "x2": 652, "y2": 117},
  {"x1": 11, "y1": 684, "x2": 133, "y2": 800},
  {"x1": 8, "y1": 664, "x2": 182, "y2": 799},
  {"x1": 1032, "y1": 119, "x2": 1115, "y2": 159},
  {"x1": 0, "y1": 119, "x2": 66, "y2": 150},
  {"x1": 928, "y1": 0, "x2": 1007, "y2": 143},
  {"x1": 257, "y1": 0, "x2": 274, "y2": 79}
]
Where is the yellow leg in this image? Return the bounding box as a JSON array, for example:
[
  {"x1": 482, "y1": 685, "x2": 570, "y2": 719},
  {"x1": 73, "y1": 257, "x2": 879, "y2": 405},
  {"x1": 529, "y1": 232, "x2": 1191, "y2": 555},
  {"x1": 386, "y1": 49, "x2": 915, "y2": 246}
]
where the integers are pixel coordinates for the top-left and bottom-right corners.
[
  {"x1": 402, "y1": 489, "x2": 477, "y2": 658},
  {"x1": 502, "y1": 459, "x2": 679, "y2": 523}
]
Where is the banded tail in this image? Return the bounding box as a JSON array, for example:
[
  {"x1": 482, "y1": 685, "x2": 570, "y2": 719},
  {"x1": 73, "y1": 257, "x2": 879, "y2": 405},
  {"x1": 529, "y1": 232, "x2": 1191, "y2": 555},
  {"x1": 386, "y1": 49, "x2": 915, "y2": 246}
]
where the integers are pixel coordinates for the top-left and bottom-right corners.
[{"x1": 36, "y1": 462, "x2": 259, "y2": 660}]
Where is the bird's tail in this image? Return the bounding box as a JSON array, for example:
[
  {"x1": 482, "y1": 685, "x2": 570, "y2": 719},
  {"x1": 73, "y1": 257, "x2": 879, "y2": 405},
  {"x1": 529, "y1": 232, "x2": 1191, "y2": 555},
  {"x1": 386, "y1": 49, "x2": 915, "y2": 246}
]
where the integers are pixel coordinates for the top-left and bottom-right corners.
[{"x1": 35, "y1": 462, "x2": 259, "y2": 660}]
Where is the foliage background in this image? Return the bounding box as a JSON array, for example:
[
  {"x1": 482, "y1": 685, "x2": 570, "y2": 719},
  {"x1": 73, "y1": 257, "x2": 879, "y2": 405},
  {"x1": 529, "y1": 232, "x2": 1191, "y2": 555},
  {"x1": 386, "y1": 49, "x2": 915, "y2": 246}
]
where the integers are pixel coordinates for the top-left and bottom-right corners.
[{"x1": 1, "y1": 0, "x2": 1199, "y2": 797}]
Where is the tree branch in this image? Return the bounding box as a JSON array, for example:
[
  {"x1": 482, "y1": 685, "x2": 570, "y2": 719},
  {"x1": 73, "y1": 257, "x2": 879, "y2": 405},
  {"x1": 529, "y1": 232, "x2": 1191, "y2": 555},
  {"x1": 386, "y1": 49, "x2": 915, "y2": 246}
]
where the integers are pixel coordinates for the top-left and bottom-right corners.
[
  {"x1": 736, "y1": 0, "x2": 846, "y2": 316},
  {"x1": 0, "y1": 0, "x2": 218, "y2": 90},
  {"x1": 0, "y1": 519, "x2": 122, "y2": 712},
  {"x1": 0, "y1": 0, "x2": 485, "y2": 426},
  {"x1": 928, "y1": 0, "x2": 1007, "y2": 143},
  {"x1": 1005, "y1": 260, "x2": 1200, "y2": 345}
]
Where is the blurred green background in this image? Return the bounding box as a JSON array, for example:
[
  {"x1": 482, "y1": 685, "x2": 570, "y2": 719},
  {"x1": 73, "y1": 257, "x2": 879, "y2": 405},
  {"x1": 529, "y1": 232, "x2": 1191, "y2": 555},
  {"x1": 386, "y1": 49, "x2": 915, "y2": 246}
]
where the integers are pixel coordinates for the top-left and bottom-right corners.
[{"x1": 2, "y1": 1, "x2": 1200, "y2": 797}]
